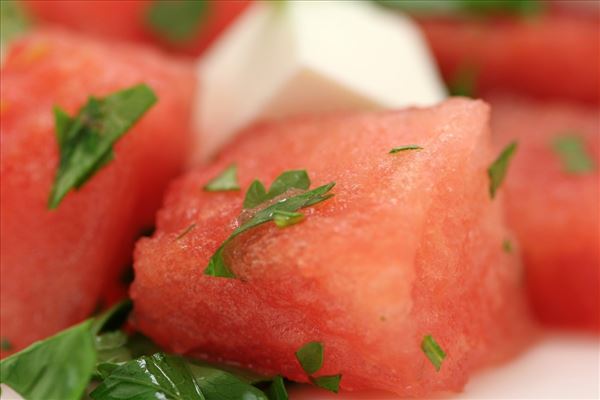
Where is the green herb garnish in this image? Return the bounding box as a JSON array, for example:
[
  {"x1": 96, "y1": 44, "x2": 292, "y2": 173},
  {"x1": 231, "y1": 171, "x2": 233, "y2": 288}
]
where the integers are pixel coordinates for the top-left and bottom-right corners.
[
  {"x1": 373, "y1": 0, "x2": 543, "y2": 16},
  {"x1": 146, "y1": 0, "x2": 209, "y2": 44},
  {"x1": 0, "y1": 338, "x2": 12, "y2": 351},
  {"x1": 273, "y1": 210, "x2": 304, "y2": 228},
  {"x1": 205, "y1": 171, "x2": 335, "y2": 278},
  {"x1": 48, "y1": 84, "x2": 157, "y2": 209},
  {"x1": 488, "y1": 141, "x2": 517, "y2": 199},
  {"x1": 502, "y1": 239, "x2": 513, "y2": 254},
  {"x1": 267, "y1": 375, "x2": 289, "y2": 400},
  {"x1": 295, "y1": 341, "x2": 324, "y2": 375},
  {"x1": 310, "y1": 375, "x2": 342, "y2": 393},
  {"x1": 389, "y1": 145, "x2": 423, "y2": 154},
  {"x1": 448, "y1": 64, "x2": 477, "y2": 97},
  {"x1": 0, "y1": 320, "x2": 97, "y2": 400},
  {"x1": 552, "y1": 135, "x2": 596, "y2": 174},
  {"x1": 421, "y1": 335, "x2": 446, "y2": 371},
  {"x1": 204, "y1": 164, "x2": 240, "y2": 192}
]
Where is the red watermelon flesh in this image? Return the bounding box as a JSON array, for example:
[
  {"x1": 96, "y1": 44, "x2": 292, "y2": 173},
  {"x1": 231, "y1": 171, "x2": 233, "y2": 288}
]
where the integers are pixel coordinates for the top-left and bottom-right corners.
[
  {"x1": 490, "y1": 95, "x2": 599, "y2": 331},
  {"x1": 0, "y1": 29, "x2": 195, "y2": 356},
  {"x1": 132, "y1": 98, "x2": 534, "y2": 396},
  {"x1": 418, "y1": 11, "x2": 600, "y2": 104},
  {"x1": 20, "y1": 0, "x2": 250, "y2": 57}
]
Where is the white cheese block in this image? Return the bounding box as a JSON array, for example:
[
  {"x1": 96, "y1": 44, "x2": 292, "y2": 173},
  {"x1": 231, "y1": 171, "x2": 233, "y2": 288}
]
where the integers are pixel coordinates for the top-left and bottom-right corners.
[{"x1": 194, "y1": 0, "x2": 446, "y2": 161}]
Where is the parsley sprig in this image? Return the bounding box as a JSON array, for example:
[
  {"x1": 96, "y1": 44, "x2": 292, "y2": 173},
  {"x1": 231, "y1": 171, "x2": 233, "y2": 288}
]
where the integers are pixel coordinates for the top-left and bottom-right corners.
[
  {"x1": 48, "y1": 84, "x2": 157, "y2": 209},
  {"x1": 204, "y1": 170, "x2": 335, "y2": 278},
  {"x1": 295, "y1": 341, "x2": 342, "y2": 393}
]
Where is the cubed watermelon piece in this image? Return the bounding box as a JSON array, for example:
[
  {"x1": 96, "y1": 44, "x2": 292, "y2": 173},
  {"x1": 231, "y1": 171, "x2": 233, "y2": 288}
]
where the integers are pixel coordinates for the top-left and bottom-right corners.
[
  {"x1": 132, "y1": 98, "x2": 534, "y2": 396},
  {"x1": 20, "y1": 0, "x2": 250, "y2": 56},
  {"x1": 418, "y1": 11, "x2": 599, "y2": 104},
  {"x1": 0, "y1": 29, "x2": 195, "y2": 356},
  {"x1": 491, "y1": 95, "x2": 599, "y2": 332}
]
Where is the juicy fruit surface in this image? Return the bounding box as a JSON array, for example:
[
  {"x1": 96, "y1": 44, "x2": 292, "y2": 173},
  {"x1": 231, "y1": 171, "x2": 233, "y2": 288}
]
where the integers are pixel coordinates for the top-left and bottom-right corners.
[
  {"x1": 491, "y1": 96, "x2": 599, "y2": 331},
  {"x1": 133, "y1": 99, "x2": 533, "y2": 396},
  {"x1": 0, "y1": 29, "x2": 194, "y2": 356},
  {"x1": 21, "y1": 0, "x2": 250, "y2": 56},
  {"x1": 419, "y1": 12, "x2": 599, "y2": 104}
]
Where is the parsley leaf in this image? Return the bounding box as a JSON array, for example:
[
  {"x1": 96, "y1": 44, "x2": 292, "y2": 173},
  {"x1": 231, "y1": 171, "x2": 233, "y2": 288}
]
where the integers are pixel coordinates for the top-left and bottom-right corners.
[
  {"x1": 205, "y1": 171, "x2": 334, "y2": 278},
  {"x1": 267, "y1": 376, "x2": 289, "y2": 400},
  {"x1": 310, "y1": 375, "x2": 342, "y2": 393},
  {"x1": 295, "y1": 341, "x2": 324, "y2": 375},
  {"x1": 90, "y1": 353, "x2": 206, "y2": 400},
  {"x1": 552, "y1": 135, "x2": 596, "y2": 174},
  {"x1": 488, "y1": 141, "x2": 517, "y2": 199},
  {"x1": 421, "y1": 335, "x2": 446, "y2": 371},
  {"x1": 146, "y1": 0, "x2": 209, "y2": 44},
  {"x1": 273, "y1": 210, "x2": 304, "y2": 228},
  {"x1": 243, "y1": 170, "x2": 310, "y2": 209},
  {"x1": 0, "y1": 320, "x2": 97, "y2": 400},
  {"x1": 389, "y1": 145, "x2": 423, "y2": 154},
  {"x1": 95, "y1": 331, "x2": 131, "y2": 366},
  {"x1": 48, "y1": 84, "x2": 157, "y2": 209},
  {"x1": 204, "y1": 164, "x2": 240, "y2": 192},
  {"x1": 187, "y1": 363, "x2": 269, "y2": 400},
  {"x1": 373, "y1": 0, "x2": 543, "y2": 16}
]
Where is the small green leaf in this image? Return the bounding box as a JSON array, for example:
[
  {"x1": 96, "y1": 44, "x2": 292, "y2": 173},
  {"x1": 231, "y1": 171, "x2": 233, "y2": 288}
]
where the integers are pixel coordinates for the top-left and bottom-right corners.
[
  {"x1": 91, "y1": 353, "x2": 206, "y2": 400},
  {"x1": 448, "y1": 64, "x2": 477, "y2": 97},
  {"x1": 373, "y1": 0, "x2": 543, "y2": 16},
  {"x1": 310, "y1": 374, "x2": 342, "y2": 393},
  {"x1": 146, "y1": 0, "x2": 210, "y2": 44},
  {"x1": 0, "y1": 320, "x2": 97, "y2": 400},
  {"x1": 295, "y1": 341, "x2": 324, "y2": 375},
  {"x1": 389, "y1": 145, "x2": 423, "y2": 154},
  {"x1": 0, "y1": 338, "x2": 12, "y2": 351},
  {"x1": 552, "y1": 135, "x2": 596, "y2": 174},
  {"x1": 502, "y1": 239, "x2": 513, "y2": 254},
  {"x1": 421, "y1": 335, "x2": 446, "y2": 371},
  {"x1": 204, "y1": 164, "x2": 240, "y2": 192},
  {"x1": 48, "y1": 84, "x2": 157, "y2": 209},
  {"x1": 95, "y1": 331, "x2": 131, "y2": 365},
  {"x1": 488, "y1": 141, "x2": 517, "y2": 199},
  {"x1": 205, "y1": 178, "x2": 335, "y2": 278},
  {"x1": 273, "y1": 210, "x2": 304, "y2": 228},
  {"x1": 266, "y1": 375, "x2": 289, "y2": 400},
  {"x1": 243, "y1": 180, "x2": 268, "y2": 209},
  {"x1": 187, "y1": 363, "x2": 269, "y2": 400}
]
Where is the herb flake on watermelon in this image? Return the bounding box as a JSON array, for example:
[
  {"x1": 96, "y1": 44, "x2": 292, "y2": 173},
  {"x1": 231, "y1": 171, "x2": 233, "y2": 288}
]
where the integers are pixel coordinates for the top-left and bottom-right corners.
[
  {"x1": 421, "y1": 335, "x2": 446, "y2": 371},
  {"x1": 204, "y1": 170, "x2": 335, "y2": 278},
  {"x1": 552, "y1": 134, "x2": 596, "y2": 174},
  {"x1": 48, "y1": 84, "x2": 157, "y2": 209},
  {"x1": 203, "y1": 164, "x2": 240, "y2": 191},
  {"x1": 390, "y1": 145, "x2": 423, "y2": 154},
  {"x1": 488, "y1": 141, "x2": 517, "y2": 199}
]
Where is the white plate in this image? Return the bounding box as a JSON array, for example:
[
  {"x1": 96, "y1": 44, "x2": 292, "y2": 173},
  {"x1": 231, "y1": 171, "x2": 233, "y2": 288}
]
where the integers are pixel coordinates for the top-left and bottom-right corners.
[{"x1": 1, "y1": 332, "x2": 598, "y2": 400}]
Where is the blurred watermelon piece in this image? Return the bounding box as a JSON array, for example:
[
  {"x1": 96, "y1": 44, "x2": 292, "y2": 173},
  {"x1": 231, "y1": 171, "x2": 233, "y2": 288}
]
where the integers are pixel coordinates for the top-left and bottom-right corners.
[
  {"x1": 20, "y1": 0, "x2": 250, "y2": 56},
  {"x1": 132, "y1": 98, "x2": 534, "y2": 396},
  {"x1": 491, "y1": 95, "x2": 599, "y2": 331},
  {"x1": 418, "y1": 11, "x2": 599, "y2": 103},
  {"x1": 0, "y1": 29, "x2": 195, "y2": 356}
]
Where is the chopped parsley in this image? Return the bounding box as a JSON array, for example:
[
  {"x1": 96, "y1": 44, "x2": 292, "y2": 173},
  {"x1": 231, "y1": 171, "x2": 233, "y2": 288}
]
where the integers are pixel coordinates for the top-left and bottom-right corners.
[
  {"x1": 502, "y1": 239, "x2": 513, "y2": 254},
  {"x1": 176, "y1": 223, "x2": 197, "y2": 240},
  {"x1": 389, "y1": 145, "x2": 423, "y2": 154},
  {"x1": 295, "y1": 341, "x2": 324, "y2": 375},
  {"x1": 204, "y1": 170, "x2": 335, "y2": 278},
  {"x1": 204, "y1": 164, "x2": 240, "y2": 192},
  {"x1": 146, "y1": 0, "x2": 210, "y2": 44},
  {"x1": 552, "y1": 135, "x2": 596, "y2": 174},
  {"x1": 273, "y1": 210, "x2": 304, "y2": 228},
  {"x1": 373, "y1": 0, "x2": 543, "y2": 16},
  {"x1": 488, "y1": 141, "x2": 517, "y2": 199},
  {"x1": 1, "y1": 300, "x2": 285, "y2": 399},
  {"x1": 295, "y1": 341, "x2": 343, "y2": 393},
  {"x1": 421, "y1": 335, "x2": 446, "y2": 371},
  {"x1": 48, "y1": 84, "x2": 157, "y2": 209},
  {"x1": 310, "y1": 375, "x2": 342, "y2": 393}
]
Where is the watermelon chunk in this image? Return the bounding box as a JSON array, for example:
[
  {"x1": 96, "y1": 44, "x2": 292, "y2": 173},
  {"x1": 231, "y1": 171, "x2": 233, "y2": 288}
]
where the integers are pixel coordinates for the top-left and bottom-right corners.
[
  {"x1": 20, "y1": 0, "x2": 250, "y2": 56},
  {"x1": 132, "y1": 98, "x2": 534, "y2": 396},
  {"x1": 0, "y1": 29, "x2": 194, "y2": 355},
  {"x1": 490, "y1": 95, "x2": 599, "y2": 331},
  {"x1": 418, "y1": 11, "x2": 599, "y2": 104}
]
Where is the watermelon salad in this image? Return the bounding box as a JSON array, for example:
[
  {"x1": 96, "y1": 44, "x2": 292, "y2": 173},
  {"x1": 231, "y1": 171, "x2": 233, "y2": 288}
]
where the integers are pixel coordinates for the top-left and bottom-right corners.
[{"x1": 0, "y1": 1, "x2": 597, "y2": 400}]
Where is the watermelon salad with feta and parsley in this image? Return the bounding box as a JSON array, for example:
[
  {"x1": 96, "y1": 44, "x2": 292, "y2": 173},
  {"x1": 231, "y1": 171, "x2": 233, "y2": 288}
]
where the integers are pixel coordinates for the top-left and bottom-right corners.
[{"x1": 0, "y1": 1, "x2": 597, "y2": 399}]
